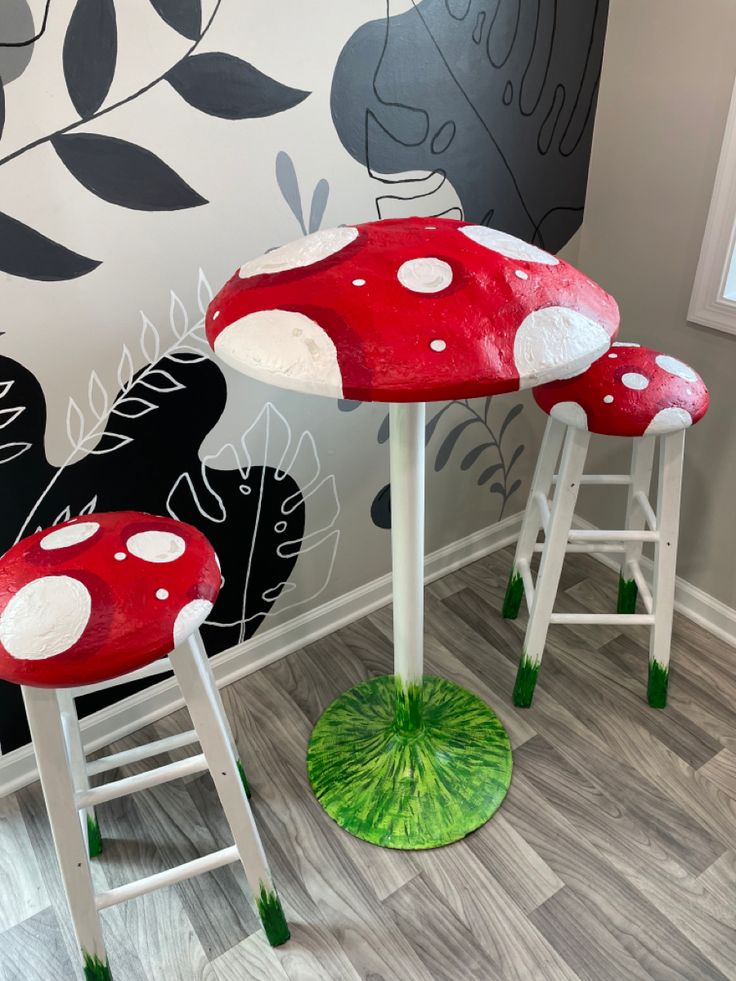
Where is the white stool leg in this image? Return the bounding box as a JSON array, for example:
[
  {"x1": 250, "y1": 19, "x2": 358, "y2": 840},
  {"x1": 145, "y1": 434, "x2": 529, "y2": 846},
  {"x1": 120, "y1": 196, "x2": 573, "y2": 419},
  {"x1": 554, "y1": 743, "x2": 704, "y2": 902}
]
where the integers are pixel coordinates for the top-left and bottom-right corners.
[
  {"x1": 502, "y1": 416, "x2": 566, "y2": 618},
  {"x1": 170, "y1": 635, "x2": 289, "y2": 947},
  {"x1": 22, "y1": 686, "x2": 111, "y2": 980},
  {"x1": 618, "y1": 436, "x2": 656, "y2": 613},
  {"x1": 190, "y1": 631, "x2": 252, "y2": 798},
  {"x1": 648, "y1": 430, "x2": 685, "y2": 708},
  {"x1": 58, "y1": 690, "x2": 102, "y2": 858},
  {"x1": 513, "y1": 425, "x2": 590, "y2": 706}
]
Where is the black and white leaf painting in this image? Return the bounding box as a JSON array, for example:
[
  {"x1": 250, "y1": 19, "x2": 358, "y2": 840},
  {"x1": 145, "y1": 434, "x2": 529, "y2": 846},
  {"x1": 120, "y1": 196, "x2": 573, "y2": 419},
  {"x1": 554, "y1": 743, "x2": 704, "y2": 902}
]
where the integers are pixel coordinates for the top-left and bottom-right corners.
[
  {"x1": 0, "y1": 211, "x2": 101, "y2": 281},
  {"x1": 149, "y1": 0, "x2": 202, "y2": 41},
  {"x1": 166, "y1": 53, "x2": 310, "y2": 120},
  {"x1": 63, "y1": 0, "x2": 117, "y2": 118},
  {"x1": 51, "y1": 132, "x2": 208, "y2": 211}
]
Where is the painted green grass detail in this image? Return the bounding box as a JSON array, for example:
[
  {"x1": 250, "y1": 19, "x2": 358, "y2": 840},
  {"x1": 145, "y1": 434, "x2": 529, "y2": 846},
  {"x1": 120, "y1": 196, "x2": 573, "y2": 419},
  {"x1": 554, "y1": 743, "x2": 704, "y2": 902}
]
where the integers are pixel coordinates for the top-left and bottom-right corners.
[
  {"x1": 395, "y1": 678, "x2": 422, "y2": 733},
  {"x1": 236, "y1": 759, "x2": 252, "y2": 799},
  {"x1": 617, "y1": 575, "x2": 638, "y2": 614},
  {"x1": 307, "y1": 675, "x2": 512, "y2": 849},
  {"x1": 502, "y1": 571, "x2": 524, "y2": 619},
  {"x1": 83, "y1": 952, "x2": 112, "y2": 980},
  {"x1": 87, "y1": 814, "x2": 103, "y2": 858},
  {"x1": 513, "y1": 653, "x2": 540, "y2": 708},
  {"x1": 647, "y1": 659, "x2": 669, "y2": 709},
  {"x1": 256, "y1": 882, "x2": 290, "y2": 946}
]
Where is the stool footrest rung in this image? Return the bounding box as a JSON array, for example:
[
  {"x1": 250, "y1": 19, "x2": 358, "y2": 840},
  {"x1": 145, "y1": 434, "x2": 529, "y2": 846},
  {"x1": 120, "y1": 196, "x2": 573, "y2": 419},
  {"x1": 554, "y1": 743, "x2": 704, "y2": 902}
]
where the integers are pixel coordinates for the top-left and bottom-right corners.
[
  {"x1": 552, "y1": 474, "x2": 632, "y2": 485},
  {"x1": 77, "y1": 753, "x2": 208, "y2": 809},
  {"x1": 550, "y1": 612, "x2": 655, "y2": 625},
  {"x1": 86, "y1": 729, "x2": 199, "y2": 777},
  {"x1": 95, "y1": 845, "x2": 240, "y2": 910},
  {"x1": 568, "y1": 528, "x2": 659, "y2": 543}
]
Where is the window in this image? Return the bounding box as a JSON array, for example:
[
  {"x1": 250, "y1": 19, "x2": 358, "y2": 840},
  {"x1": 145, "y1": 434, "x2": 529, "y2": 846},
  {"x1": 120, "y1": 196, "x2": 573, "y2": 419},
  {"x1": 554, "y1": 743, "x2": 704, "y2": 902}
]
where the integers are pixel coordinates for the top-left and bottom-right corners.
[{"x1": 689, "y1": 75, "x2": 736, "y2": 334}]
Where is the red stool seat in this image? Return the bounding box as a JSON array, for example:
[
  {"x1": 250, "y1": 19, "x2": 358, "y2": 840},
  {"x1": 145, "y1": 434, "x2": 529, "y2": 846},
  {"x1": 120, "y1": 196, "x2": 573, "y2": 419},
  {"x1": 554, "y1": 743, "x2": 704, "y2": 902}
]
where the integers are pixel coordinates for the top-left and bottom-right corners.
[
  {"x1": 0, "y1": 512, "x2": 220, "y2": 688},
  {"x1": 533, "y1": 343, "x2": 709, "y2": 436}
]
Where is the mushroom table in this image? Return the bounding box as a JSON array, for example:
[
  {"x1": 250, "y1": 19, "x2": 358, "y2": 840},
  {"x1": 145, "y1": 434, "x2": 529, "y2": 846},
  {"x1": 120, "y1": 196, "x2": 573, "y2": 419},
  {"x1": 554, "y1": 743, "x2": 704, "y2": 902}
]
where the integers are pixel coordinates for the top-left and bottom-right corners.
[{"x1": 206, "y1": 217, "x2": 619, "y2": 849}]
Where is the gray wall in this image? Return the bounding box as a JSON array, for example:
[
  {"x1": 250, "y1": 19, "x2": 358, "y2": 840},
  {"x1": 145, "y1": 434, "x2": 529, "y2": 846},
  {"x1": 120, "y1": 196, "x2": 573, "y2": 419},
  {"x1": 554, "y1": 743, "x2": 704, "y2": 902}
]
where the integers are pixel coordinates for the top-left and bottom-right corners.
[{"x1": 573, "y1": 0, "x2": 736, "y2": 608}]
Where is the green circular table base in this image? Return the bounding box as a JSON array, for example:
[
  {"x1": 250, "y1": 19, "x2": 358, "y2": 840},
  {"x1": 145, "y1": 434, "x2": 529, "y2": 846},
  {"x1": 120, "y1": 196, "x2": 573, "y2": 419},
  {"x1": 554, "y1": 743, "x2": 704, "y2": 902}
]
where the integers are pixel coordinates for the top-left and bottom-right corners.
[{"x1": 306, "y1": 675, "x2": 513, "y2": 849}]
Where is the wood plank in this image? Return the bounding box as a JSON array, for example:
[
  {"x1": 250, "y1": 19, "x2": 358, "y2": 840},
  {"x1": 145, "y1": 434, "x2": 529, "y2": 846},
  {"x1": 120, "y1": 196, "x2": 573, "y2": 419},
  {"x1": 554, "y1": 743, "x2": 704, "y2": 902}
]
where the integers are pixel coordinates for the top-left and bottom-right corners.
[
  {"x1": 0, "y1": 907, "x2": 77, "y2": 981},
  {"x1": 0, "y1": 792, "x2": 47, "y2": 932},
  {"x1": 699, "y1": 749, "x2": 736, "y2": 800}
]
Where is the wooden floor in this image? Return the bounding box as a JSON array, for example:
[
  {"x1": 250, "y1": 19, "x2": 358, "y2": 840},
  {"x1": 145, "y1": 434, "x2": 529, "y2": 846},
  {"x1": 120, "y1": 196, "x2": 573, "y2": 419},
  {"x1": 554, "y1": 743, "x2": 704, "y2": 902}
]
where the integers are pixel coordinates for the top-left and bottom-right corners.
[{"x1": 2, "y1": 546, "x2": 736, "y2": 980}]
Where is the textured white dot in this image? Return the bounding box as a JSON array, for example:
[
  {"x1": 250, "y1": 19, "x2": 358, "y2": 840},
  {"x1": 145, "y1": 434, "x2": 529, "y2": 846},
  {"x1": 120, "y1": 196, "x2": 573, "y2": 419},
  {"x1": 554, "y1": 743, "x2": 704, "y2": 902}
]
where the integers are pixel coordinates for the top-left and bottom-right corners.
[
  {"x1": 213, "y1": 310, "x2": 220, "y2": 320},
  {"x1": 114, "y1": 552, "x2": 126, "y2": 561},
  {"x1": 352, "y1": 278, "x2": 366, "y2": 286},
  {"x1": 603, "y1": 395, "x2": 614, "y2": 404},
  {"x1": 621, "y1": 372, "x2": 650, "y2": 391},
  {"x1": 397, "y1": 257, "x2": 453, "y2": 294},
  {"x1": 425, "y1": 225, "x2": 437, "y2": 230},
  {"x1": 214, "y1": 309, "x2": 344, "y2": 398},
  {"x1": 655, "y1": 354, "x2": 698, "y2": 382},
  {"x1": 645, "y1": 407, "x2": 693, "y2": 435},
  {"x1": 513, "y1": 307, "x2": 611, "y2": 387},
  {"x1": 0, "y1": 576, "x2": 91, "y2": 660},
  {"x1": 459, "y1": 226, "x2": 559, "y2": 265},
  {"x1": 613, "y1": 341, "x2": 639, "y2": 347},
  {"x1": 608, "y1": 353, "x2": 618, "y2": 358},
  {"x1": 40, "y1": 522, "x2": 99, "y2": 551},
  {"x1": 430, "y1": 339, "x2": 447, "y2": 352},
  {"x1": 126, "y1": 531, "x2": 186, "y2": 564},
  {"x1": 514, "y1": 270, "x2": 529, "y2": 280},
  {"x1": 173, "y1": 599, "x2": 213, "y2": 647},
  {"x1": 550, "y1": 401, "x2": 588, "y2": 430},
  {"x1": 156, "y1": 588, "x2": 169, "y2": 600},
  {"x1": 239, "y1": 227, "x2": 358, "y2": 278}
]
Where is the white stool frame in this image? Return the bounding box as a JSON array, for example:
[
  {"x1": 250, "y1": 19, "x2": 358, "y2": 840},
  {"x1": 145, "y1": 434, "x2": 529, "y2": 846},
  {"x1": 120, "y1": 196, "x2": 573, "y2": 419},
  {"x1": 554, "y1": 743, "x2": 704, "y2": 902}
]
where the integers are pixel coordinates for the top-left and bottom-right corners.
[
  {"x1": 22, "y1": 632, "x2": 288, "y2": 981},
  {"x1": 503, "y1": 416, "x2": 685, "y2": 708}
]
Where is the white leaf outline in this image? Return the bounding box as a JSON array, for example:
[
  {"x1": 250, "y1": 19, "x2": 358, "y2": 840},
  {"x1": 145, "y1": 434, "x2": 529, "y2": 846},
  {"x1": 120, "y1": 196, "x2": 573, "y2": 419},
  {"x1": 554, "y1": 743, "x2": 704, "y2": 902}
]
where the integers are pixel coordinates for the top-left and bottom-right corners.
[
  {"x1": 80, "y1": 495, "x2": 98, "y2": 515},
  {"x1": 0, "y1": 406, "x2": 25, "y2": 429},
  {"x1": 0, "y1": 381, "x2": 14, "y2": 399},
  {"x1": 117, "y1": 345, "x2": 134, "y2": 392},
  {"x1": 140, "y1": 369, "x2": 184, "y2": 393},
  {"x1": 113, "y1": 396, "x2": 157, "y2": 419},
  {"x1": 66, "y1": 397, "x2": 85, "y2": 448},
  {"x1": 0, "y1": 442, "x2": 32, "y2": 464},
  {"x1": 169, "y1": 290, "x2": 188, "y2": 339},
  {"x1": 197, "y1": 267, "x2": 213, "y2": 318},
  {"x1": 88, "y1": 370, "x2": 109, "y2": 421},
  {"x1": 140, "y1": 314, "x2": 160, "y2": 363}
]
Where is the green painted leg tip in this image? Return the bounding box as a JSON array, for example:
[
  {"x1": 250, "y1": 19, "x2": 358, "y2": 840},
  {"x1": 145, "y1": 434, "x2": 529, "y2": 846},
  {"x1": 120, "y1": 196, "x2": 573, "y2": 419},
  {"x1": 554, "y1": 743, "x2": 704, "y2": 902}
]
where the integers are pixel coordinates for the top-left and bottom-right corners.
[
  {"x1": 87, "y1": 815, "x2": 103, "y2": 858},
  {"x1": 83, "y1": 952, "x2": 113, "y2": 980},
  {"x1": 236, "y1": 760, "x2": 252, "y2": 799},
  {"x1": 512, "y1": 654, "x2": 540, "y2": 708},
  {"x1": 647, "y1": 660, "x2": 669, "y2": 709},
  {"x1": 256, "y1": 884, "x2": 290, "y2": 947},
  {"x1": 307, "y1": 675, "x2": 512, "y2": 849},
  {"x1": 395, "y1": 678, "x2": 422, "y2": 733},
  {"x1": 502, "y1": 571, "x2": 524, "y2": 619},
  {"x1": 617, "y1": 575, "x2": 638, "y2": 614}
]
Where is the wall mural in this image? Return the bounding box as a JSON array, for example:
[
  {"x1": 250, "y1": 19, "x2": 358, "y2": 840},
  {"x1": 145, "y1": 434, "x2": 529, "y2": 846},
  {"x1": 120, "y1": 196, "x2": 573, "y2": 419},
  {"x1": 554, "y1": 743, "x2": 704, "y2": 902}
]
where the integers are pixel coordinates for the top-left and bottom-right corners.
[{"x1": 0, "y1": 0, "x2": 608, "y2": 757}]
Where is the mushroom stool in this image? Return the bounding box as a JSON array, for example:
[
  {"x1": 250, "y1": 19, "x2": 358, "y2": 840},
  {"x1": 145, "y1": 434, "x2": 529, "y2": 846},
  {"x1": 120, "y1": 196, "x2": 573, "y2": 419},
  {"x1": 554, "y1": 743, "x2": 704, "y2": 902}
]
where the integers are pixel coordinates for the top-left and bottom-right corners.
[
  {"x1": 502, "y1": 344, "x2": 709, "y2": 709},
  {"x1": 0, "y1": 511, "x2": 289, "y2": 981},
  {"x1": 206, "y1": 216, "x2": 619, "y2": 849}
]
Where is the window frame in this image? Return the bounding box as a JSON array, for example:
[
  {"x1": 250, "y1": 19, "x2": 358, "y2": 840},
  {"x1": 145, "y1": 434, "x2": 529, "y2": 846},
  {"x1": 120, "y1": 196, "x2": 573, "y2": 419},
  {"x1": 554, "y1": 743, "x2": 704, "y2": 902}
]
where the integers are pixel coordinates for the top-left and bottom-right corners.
[{"x1": 689, "y1": 74, "x2": 736, "y2": 335}]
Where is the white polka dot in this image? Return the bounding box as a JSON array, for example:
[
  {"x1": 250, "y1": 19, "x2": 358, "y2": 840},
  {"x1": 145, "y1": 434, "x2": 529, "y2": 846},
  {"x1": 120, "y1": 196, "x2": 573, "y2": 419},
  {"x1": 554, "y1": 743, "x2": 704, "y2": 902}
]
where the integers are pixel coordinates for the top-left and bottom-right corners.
[
  {"x1": 621, "y1": 372, "x2": 650, "y2": 391},
  {"x1": 397, "y1": 257, "x2": 453, "y2": 294},
  {"x1": 114, "y1": 552, "x2": 126, "y2": 561},
  {"x1": 40, "y1": 522, "x2": 99, "y2": 551},
  {"x1": 655, "y1": 354, "x2": 698, "y2": 382},
  {"x1": 515, "y1": 270, "x2": 529, "y2": 280},
  {"x1": 214, "y1": 310, "x2": 344, "y2": 398},
  {"x1": 213, "y1": 310, "x2": 220, "y2": 320},
  {"x1": 0, "y1": 576, "x2": 91, "y2": 659},
  {"x1": 156, "y1": 588, "x2": 169, "y2": 600},
  {"x1": 608, "y1": 353, "x2": 618, "y2": 358},
  {"x1": 550, "y1": 402, "x2": 588, "y2": 430},
  {"x1": 173, "y1": 599, "x2": 213, "y2": 647},
  {"x1": 126, "y1": 531, "x2": 186, "y2": 564},
  {"x1": 459, "y1": 226, "x2": 559, "y2": 265},
  {"x1": 352, "y1": 278, "x2": 366, "y2": 287},
  {"x1": 603, "y1": 395, "x2": 614, "y2": 404},
  {"x1": 425, "y1": 225, "x2": 437, "y2": 230},
  {"x1": 239, "y1": 227, "x2": 358, "y2": 278},
  {"x1": 613, "y1": 341, "x2": 639, "y2": 347},
  {"x1": 645, "y1": 407, "x2": 693, "y2": 435},
  {"x1": 430, "y1": 339, "x2": 447, "y2": 352},
  {"x1": 513, "y1": 307, "x2": 611, "y2": 387}
]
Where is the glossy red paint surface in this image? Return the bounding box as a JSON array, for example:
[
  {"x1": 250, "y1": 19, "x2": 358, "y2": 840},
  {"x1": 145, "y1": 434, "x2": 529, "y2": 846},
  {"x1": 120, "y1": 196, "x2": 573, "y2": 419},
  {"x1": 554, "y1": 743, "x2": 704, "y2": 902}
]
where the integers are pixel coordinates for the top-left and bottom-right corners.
[
  {"x1": 206, "y1": 217, "x2": 620, "y2": 403},
  {"x1": 0, "y1": 512, "x2": 220, "y2": 688},
  {"x1": 533, "y1": 344, "x2": 710, "y2": 436}
]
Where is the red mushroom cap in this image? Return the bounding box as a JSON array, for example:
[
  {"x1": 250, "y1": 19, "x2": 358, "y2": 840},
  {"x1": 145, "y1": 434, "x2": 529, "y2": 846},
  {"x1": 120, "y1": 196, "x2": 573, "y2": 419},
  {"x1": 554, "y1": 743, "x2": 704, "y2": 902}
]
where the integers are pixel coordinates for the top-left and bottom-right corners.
[
  {"x1": 533, "y1": 343, "x2": 710, "y2": 436},
  {"x1": 0, "y1": 512, "x2": 220, "y2": 688},
  {"x1": 206, "y1": 217, "x2": 619, "y2": 403}
]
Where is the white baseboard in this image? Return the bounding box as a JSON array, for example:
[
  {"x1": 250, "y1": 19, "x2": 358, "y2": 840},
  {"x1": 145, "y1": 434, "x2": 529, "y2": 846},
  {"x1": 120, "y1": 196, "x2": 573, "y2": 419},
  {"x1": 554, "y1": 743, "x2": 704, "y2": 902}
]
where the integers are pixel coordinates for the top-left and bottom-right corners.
[
  {"x1": 573, "y1": 516, "x2": 736, "y2": 648},
  {"x1": 0, "y1": 512, "x2": 524, "y2": 796}
]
